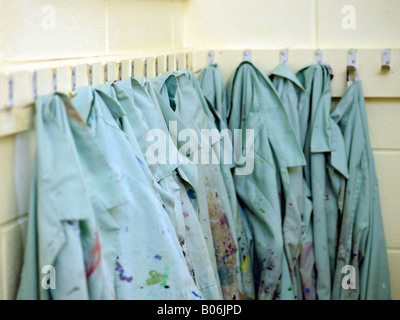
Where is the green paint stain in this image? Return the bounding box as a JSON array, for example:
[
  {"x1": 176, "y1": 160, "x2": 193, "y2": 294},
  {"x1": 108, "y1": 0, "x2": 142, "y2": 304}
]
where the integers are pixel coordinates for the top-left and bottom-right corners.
[
  {"x1": 288, "y1": 287, "x2": 292, "y2": 291},
  {"x1": 146, "y1": 267, "x2": 169, "y2": 286}
]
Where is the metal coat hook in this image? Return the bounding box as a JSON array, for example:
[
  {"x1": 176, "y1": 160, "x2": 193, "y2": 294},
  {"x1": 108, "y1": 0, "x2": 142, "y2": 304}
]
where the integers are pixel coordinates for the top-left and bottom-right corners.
[
  {"x1": 382, "y1": 49, "x2": 391, "y2": 71},
  {"x1": 315, "y1": 50, "x2": 323, "y2": 64},
  {"x1": 32, "y1": 71, "x2": 38, "y2": 100},
  {"x1": 52, "y1": 69, "x2": 57, "y2": 92},
  {"x1": 280, "y1": 50, "x2": 288, "y2": 64},
  {"x1": 243, "y1": 50, "x2": 252, "y2": 62},
  {"x1": 88, "y1": 65, "x2": 93, "y2": 86},
  {"x1": 131, "y1": 60, "x2": 135, "y2": 78},
  {"x1": 3, "y1": 75, "x2": 14, "y2": 110},
  {"x1": 104, "y1": 64, "x2": 108, "y2": 83},
  {"x1": 208, "y1": 51, "x2": 215, "y2": 65},
  {"x1": 176, "y1": 57, "x2": 179, "y2": 70},
  {"x1": 71, "y1": 66, "x2": 76, "y2": 91},
  {"x1": 346, "y1": 49, "x2": 359, "y2": 84},
  {"x1": 155, "y1": 58, "x2": 159, "y2": 77},
  {"x1": 144, "y1": 58, "x2": 148, "y2": 77},
  {"x1": 347, "y1": 49, "x2": 357, "y2": 71},
  {"x1": 118, "y1": 62, "x2": 122, "y2": 81}
]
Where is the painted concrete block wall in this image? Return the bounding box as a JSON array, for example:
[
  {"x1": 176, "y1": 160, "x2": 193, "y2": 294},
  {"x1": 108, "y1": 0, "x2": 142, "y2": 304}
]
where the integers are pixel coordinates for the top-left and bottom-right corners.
[
  {"x1": 1, "y1": 0, "x2": 399, "y2": 299},
  {"x1": 0, "y1": 0, "x2": 186, "y2": 63}
]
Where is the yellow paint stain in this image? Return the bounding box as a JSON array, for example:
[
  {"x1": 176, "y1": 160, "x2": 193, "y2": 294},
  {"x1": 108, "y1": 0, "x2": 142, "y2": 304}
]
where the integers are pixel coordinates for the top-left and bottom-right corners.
[{"x1": 241, "y1": 256, "x2": 248, "y2": 270}]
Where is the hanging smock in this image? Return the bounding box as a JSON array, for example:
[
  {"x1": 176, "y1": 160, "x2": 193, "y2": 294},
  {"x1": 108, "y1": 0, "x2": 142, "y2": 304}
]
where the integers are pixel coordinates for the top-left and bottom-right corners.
[
  {"x1": 296, "y1": 63, "x2": 349, "y2": 300},
  {"x1": 269, "y1": 63, "x2": 315, "y2": 300},
  {"x1": 227, "y1": 61, "x2": 306, "y2": 300},
  {"x1": 330, "y1": 80, "x2": 391, "y2": 300}
]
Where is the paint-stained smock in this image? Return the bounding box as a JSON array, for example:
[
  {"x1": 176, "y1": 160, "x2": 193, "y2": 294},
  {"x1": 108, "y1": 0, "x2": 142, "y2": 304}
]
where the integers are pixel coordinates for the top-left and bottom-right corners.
[
  {"x1": 227, "y1": 61, "x2": 306, "y2": 300},
  {"x1": 296, "y1": 64, "x2": 349, "y2": 300},
  {"x1": 331, "y1": 80, "x2": 391, "y2": 300},
  {"x1": 102, "y1": 78, "x2": 222, "y2": 300},
  {"x1": 199, "y1": 64, "x2": 255, "y2": 299},
  {"x1": 269, "y1": 63, "x2": 314, "y2": 300},
  {"x1": 149, "y1": 70, "x2": 243, "y2": 300}
]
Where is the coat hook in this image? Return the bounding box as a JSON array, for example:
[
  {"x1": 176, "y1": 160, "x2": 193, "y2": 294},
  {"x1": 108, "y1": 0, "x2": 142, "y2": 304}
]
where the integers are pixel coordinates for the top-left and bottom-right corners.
[
  {"x1": 3, "y1": 75, "x2": 14, "y2": 110},
  {"x1": 176, "y1": 56, "x2": 179, "y2": 70},
  {"x1": 144, "y1": 58, "x2": 148, "y2": 77},
  {"x1": 131, "y1": 60, "x2": 135, "y2": 78},
  {"x1": 315, "y1": 50, "x2": 323, "y2": 64},
  {"x1": 71, "y1": 66, "x2": 76, "y2": 91},
  {"x1": 382, "y1": 49, "x2": 391, "y2": 71},
  {"x1": 346, "y1": 49, "x2": 359, "y2": 84},
  {"x1": 32, "y1": 71, "x2": 38, "y2": 100},
  {"x1": 52, "y1": 69, "x2": 57, "y2": 92},
  {"x1": 243, "y1": 50, "x2": 252, "y2": 62},
  {"x1": 104, "y1": 64, "x2": 108, "y2": 83},
  {"x1": 347, "y1": 49, "x2": 357, "y2": 71},
  {"x1": 155, "y1": 58, "x2": 159, "y2": 77},
  {"x1": 88, "y1": 65, "x2": 93, "y2": 86},
  {"x1": 280, "y1": 50, "x2": 288, "y2": 64},
  {"x1": 118, "y1": 62, "x2": 122, "y2": 81},
  {"x1": 208, "y1": 51, "x2": 215, "y2": 65}
]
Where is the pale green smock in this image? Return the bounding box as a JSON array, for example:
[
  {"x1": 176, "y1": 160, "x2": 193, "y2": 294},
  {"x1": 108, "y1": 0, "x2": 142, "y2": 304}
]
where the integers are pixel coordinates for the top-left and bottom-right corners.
[
  {"x1": 227, "y1": 61, "x2": 306, "y2": 300},
  {"x1": 296, "y1": 64, "x2": 349, "y2": 300},
  {"x1": 331, "y1": 80, "x2": 391, "y2": 300}
]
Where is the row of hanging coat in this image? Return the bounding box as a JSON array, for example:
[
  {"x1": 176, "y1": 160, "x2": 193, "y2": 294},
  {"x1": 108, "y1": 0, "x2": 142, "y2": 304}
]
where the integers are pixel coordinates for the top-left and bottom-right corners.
[{"x1": 16, "y1": 55, "x2": 391, "y2": 300}]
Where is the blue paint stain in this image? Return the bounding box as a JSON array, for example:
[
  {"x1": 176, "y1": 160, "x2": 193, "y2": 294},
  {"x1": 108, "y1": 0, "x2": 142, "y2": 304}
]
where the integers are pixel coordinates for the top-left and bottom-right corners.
[
  {"x1": 125, "y1": 227, "x2": 129, "y2": 232},
  {"x1": 154, "y1": 254, "x2": 162, "y2": 260},
  {"x1": 187, "y1": 189, "x2": 196, "y2": 200},
  {"x1": 192, "y1": 291, "x2": 201, "y2": 298},
  {"x1": 305, "y1": 288, "x2": 310, "y2": 294},
  {"x1": 241, "y1": 247, "x2": 245, "y2": 252},
  {"x1": 352, "y1": 252, "x2": 357, "y2": 258},
  {"x1": 135, "y1": 155, "x2": 144, "y2": 165},
  {"x1": 115, "y1": 260, "x2": 133, "y2": 283},
  {"x1": 67, "y1": 221, "x2": 74, "y2": 226}
]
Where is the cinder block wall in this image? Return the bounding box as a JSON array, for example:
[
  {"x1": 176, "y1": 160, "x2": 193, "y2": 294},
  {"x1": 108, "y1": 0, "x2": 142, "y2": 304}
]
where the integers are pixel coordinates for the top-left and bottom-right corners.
[{"x1": 0, "y1": 0, "x2": 399, "y2": 299}]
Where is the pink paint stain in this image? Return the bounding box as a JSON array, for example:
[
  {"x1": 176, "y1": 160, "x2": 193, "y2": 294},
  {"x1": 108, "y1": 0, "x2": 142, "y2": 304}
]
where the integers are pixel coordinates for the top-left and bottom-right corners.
[{"x1": 87, "y1": 233, "x2": 101, "y2": 278}]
